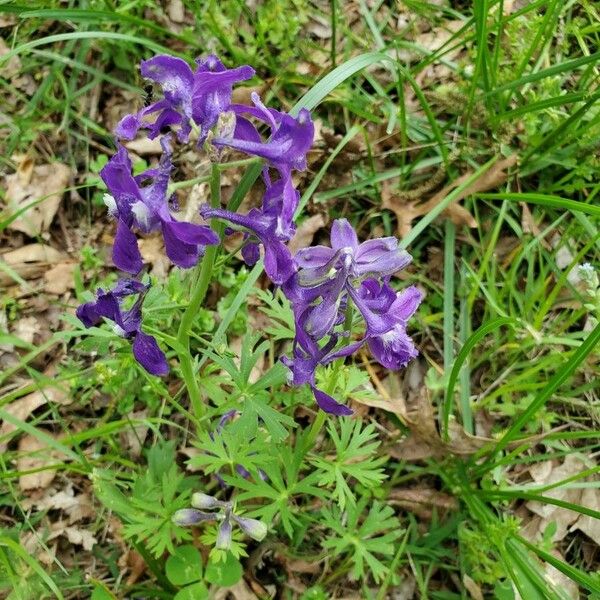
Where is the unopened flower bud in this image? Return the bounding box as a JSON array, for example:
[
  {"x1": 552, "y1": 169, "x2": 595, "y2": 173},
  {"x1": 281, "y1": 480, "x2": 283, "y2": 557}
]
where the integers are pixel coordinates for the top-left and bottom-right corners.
[
  {"x1": 215, "y1": 518, "x2": 233, "y2": 550},
  {"x1": 191, "y1": 492, "x2": 222, "y2": 510},
  {"x1": 232, "y1": 515, "x2": 268, "y2": 542},
  {"x1": 172, "y1": 509, "x2": 216, "y2": 527}
]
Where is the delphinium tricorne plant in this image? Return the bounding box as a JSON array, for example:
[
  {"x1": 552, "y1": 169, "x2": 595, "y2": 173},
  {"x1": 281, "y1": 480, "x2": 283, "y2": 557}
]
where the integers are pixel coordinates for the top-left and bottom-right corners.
[{"x1": 78, "y1": 54, "x2": 421, "y2": 589}]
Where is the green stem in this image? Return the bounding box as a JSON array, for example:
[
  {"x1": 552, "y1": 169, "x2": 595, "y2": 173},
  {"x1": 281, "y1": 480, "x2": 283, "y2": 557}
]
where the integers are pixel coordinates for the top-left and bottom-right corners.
[{"x1": 176, "y1": 163, "x2": 222, "y2": 420}]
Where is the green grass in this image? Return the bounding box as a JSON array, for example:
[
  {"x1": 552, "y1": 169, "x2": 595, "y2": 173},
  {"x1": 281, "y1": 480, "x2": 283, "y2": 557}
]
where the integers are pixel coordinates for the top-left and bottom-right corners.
[{"x1": 0, "y1": 0, "x2": 599, "y2": 598}]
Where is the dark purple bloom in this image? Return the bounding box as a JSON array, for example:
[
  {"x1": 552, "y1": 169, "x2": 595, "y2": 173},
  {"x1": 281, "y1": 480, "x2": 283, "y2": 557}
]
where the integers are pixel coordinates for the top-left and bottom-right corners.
[
  {"x1": 101, "y1": 137, "x2": 219, "y2": 274},
  {"x1": 283, "y1": 218, "x2": 412, "y2": 340},
  {"x1": 294, "y1": 218, "x2": 412, "y2": 283},
  {"x1": 350, "y1": 279, "x2": 423, "y2": 369},
  {"x1": 115, "y1": 54, "x2": 254, "y2": 144},
  {"x1": 76, "y1": 279, "x2": 169, "y2": 376},
  {"x1": 200, "y1": 179, "x2": 297, "y2": 285},
  {"x1": 213, "y1": 93, "x2": 314, "y2": 212}
]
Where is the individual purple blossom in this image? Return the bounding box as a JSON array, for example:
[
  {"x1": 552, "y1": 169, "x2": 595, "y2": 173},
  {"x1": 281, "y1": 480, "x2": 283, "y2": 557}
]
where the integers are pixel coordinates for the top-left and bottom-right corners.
[
  {"x1": 200, "y1": 179, "x2": 296, "y2": 284},
  {"x1": 76, "y1": 279, "x2": 169, "y2": 376},
  {"x1": 101, "y1": 137, "x2": 219, "y2": 274},
  {"x1": 213, "y1": 93, "x2": 314, "y2": 213},
  {"x1": 284, "y1": 218, "x2": 412, "y2": 340},
  {"x1": 350, "y1": 279, "x2": 423, "y2": 370},
  {"x1": 115, "y1": 54, "x2": 255, "y2": 144}
]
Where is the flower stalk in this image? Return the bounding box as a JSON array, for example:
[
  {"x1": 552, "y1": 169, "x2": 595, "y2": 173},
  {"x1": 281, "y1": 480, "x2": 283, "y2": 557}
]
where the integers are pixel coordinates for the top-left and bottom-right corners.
[{"x1": 176, "y1": 163, "x2": 222, "y2": 419}]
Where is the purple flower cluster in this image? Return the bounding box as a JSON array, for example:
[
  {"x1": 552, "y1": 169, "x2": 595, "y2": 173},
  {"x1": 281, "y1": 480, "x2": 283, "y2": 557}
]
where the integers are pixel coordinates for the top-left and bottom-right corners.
[
  {"x1": 280, "y1": 219, "x2": 423, "y2": 415},
  {"x1": 77, "y1": 52, "x2": 421, "y2": 412}
]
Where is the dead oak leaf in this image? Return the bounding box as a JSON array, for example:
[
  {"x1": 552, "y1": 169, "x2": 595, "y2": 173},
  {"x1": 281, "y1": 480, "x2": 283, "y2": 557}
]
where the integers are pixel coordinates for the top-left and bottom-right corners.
[{"x1": 4, "y1": 157, "x2": 71, "y2": 237}]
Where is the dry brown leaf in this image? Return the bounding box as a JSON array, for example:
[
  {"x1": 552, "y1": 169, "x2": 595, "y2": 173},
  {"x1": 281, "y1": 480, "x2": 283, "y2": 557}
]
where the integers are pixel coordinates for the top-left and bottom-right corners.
[
  {"x1": 17, "y1": 433, "x2": 59, "y2": 490},
  {"x1": 570, "y1": 487, "x2": 600, "y2": 545},
  {"x1": 0, "y1": 370, "x2": 70, "y2": 452},
  {"x1": 383, "y1": 156, "x2": 517, "y2": 237},
  {"x1": 43, "y1": 261, "x2": 76, "y2": 294},
  {"x1": 49, "y1": 521, "x2": 97, "y2": 552},
  {"x1": 350, "y1": 393, "x2": 408, "y2": 421},
  {"x1": 544, "y1": 550, "x2": 580, "y2": 599},
  {"x1": 167, "y1": 0, "x2": 185, "y2": 23},
  {"x1": 1, "y1": 243, "x2": 67, "y2": 285},
  {"x1": 524, "y1": 456, "x2": 588, "y2": 542},
  {"x1": 4, "y1": 158, "x2": 71, "y2": 237},
  {"x1": 0, "y1": 37, "x2": 21, "y2": 78},
  {"x1": 3, "y1": 243, "x2": 65, "y2": 265},
  {"x1": 21, "y1": 485, "x2": 94, "y2": 524},
  {"x1": 288, "y1": 214, "x2": 326, "y2": 255},
  {"x1": 390, "y1": 487, "x2": 458, "y2": 511},
  {"x1": 13, "y1": 316, "x2": 38, "y2": 345},
  {"x1": 121, "y1": 410, "x2": 150, "y2": 458},
  {"x1": 394, "y1": 20, "x2": 464, "y2": 63}
]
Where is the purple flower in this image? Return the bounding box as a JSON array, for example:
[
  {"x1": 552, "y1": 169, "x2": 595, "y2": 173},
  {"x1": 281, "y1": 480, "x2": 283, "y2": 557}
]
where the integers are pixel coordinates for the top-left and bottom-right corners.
[
  {"x1": 350, "y1": 279, "x2": 423, "y2": 369},
  {"x1": 200, "y1": 179, "x2": 296, "y2": 285},
  {"x1": 280, "y1": 219, "x2": 420, "y2": 415},
  {"x1": 213, "y1": 93, "x2": 314, "y2": 212},
  {"x1": 76, "y1": 279, "x2": 169, "y2": 376},
  {"x1": 115, "y1": 54, "x2": 254, "y2": 144},
  {"x1": 101, "y1": 137, "x2": 219, "y2": 274},
  {"x1": 284, "y1": 218, "x2": 412, "y2": 340},
  {"x1": 294, "y1": 218, "x2": 412, "y2": 284}
]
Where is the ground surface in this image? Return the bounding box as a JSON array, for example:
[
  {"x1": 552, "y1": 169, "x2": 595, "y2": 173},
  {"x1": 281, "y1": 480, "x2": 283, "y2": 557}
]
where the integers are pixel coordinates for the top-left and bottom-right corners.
[{"x1": 0, "y1": 1, "x2": 599, "y2": 599}]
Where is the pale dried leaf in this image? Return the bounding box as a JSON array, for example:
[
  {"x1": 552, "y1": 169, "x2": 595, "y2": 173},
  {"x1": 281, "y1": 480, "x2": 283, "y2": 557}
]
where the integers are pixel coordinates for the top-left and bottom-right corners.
[
  {"x1": 526, "y1": 455, "x2": 586, "y2": 541},
  {"x1": 4, "y1": 160, "x2": 71, "y2": 236},
  {"x1": 13, "y1": 316, "x2": 38, "y2": 344},
  {"x1": 121, "y1": 410, "x2": 150, "y2": 458},
  {"x1": 288, "y1": 214, "x2": 326, "y2": 255},
  {"x1": 63, "y1": 526, "x2": 97, "y2": 551},
  {"x1": 307, "y1": 14, "x2": 332, "y2": 38},
  {"x1": 167, "y1": 0, "x2": 185, "y2": 22},
  {"x1": 1, "y1": 244, "x2": 67, "y2": 286},
  {"x1": 3, "y1": 243, "x2": 65, "y2": 265},
  {"x1": 43, "y1": 262, "x2": 76, "y2": 294},
  {"x1": 389, "y1": 388, "x2": 491, "y2": 461},
  {"x1": 544, "y1": 550, "x2": 580, "y2": 599},
  {"x1": 394, "y1": 21, "x2": 464, "y2": 63},
  {"x1": 463, "y1": 574, "x2": 484, "y2": 600},
  {"x1": 569, "y1": 487, "x2": 600, "y2": 545},
  {"x1": 351, "y1": 393, "x2": 408, "y2": 420},
  {"x1": 0, "y1": 372, "x2": 70, "y2": 451},
  {"x1": 125, "y1": 137, "x2": 163, "y2": 156},
  {"x1": 0, "y1": 37, "x2": 21, "y2": 79},
  {"x1": 17, "y1": 434, "x2": 58, "y2": 490}
]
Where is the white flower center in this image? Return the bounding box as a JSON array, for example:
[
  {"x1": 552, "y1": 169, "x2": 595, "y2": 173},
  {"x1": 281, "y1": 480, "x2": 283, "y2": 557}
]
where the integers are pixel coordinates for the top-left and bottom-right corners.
[
  {"x1": 103, "y1": 194, "x2": 117, "y2": 217},
  {"x1": 131, "y1": 201, "x2": 151, "y2": 229}
]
